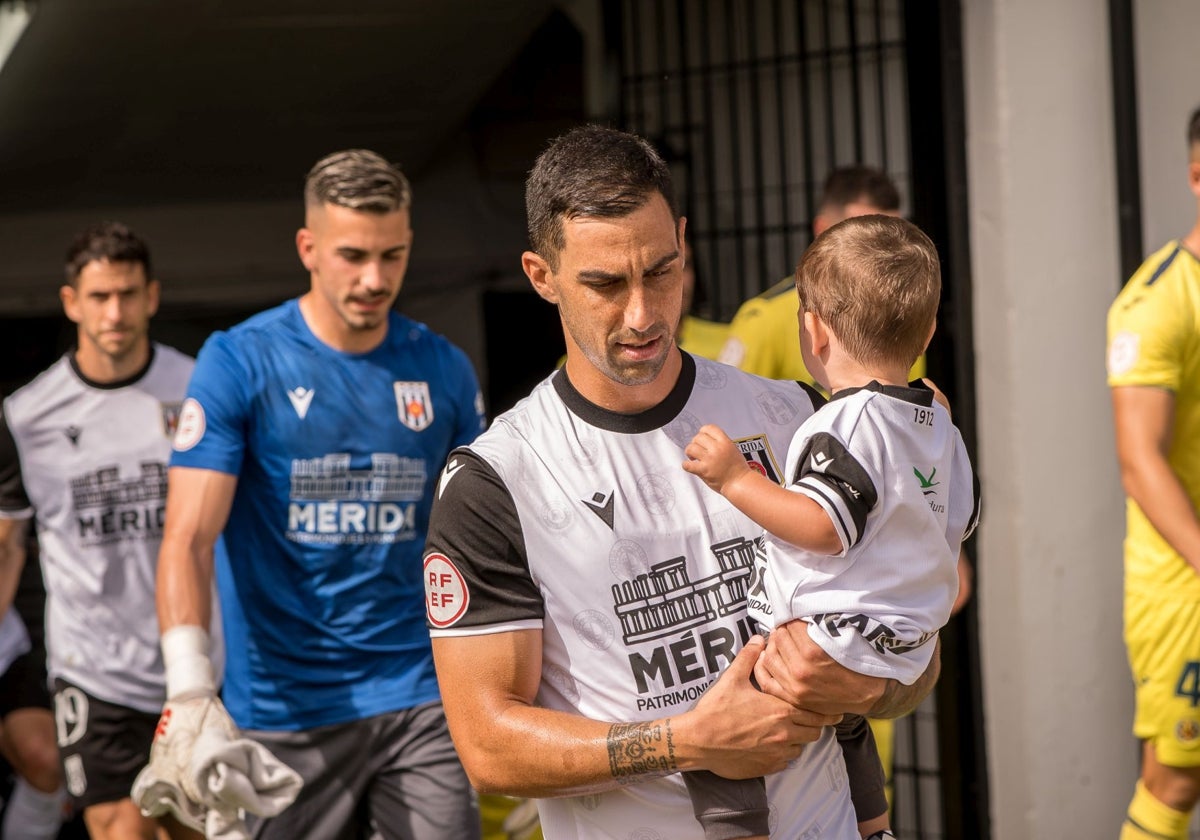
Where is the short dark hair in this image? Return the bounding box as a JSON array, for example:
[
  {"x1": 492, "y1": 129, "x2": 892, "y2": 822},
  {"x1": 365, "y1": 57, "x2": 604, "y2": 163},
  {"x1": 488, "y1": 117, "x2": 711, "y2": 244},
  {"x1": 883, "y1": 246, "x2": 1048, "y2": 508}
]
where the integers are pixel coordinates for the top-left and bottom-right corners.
[
  {"x1": 819, "y1": 165, "x2": 901, "y2": 215},
  {"x1": 525, "y1": 125, "x2": 678, "y2": 268},
  {"x1": 304, "y1": 149, "x2": 411, "y2": 214},
  {"x1": 1188, "y1": 106, "x2": 1200, "y2": 150},
  {"x1": 64, "y1": 221, "x2": 152, "y2": 286}
]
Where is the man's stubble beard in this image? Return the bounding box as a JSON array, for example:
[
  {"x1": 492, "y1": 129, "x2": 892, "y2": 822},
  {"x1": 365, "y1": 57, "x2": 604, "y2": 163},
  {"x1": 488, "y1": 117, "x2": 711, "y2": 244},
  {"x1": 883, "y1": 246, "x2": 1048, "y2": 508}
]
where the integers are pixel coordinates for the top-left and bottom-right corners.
[{"x1": 564, "y1": 317, "x2": 672, "y2": 388}]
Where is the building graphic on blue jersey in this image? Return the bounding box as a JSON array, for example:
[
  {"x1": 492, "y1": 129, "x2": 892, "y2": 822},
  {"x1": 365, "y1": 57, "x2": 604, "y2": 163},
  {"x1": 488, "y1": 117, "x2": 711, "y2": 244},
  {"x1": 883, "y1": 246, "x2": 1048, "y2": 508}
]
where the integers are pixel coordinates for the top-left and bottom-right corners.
[
  {"x1": 287, "y1": 453, "x2": 427, "y2": 545},
  {"x1": 611, "y1": 536, "x2": 758, "y2": 645},
  {"x1": 71, "y1": 462, "x2": 168, "y2": 544},
  {"x1": 289, "y1": 453, "x2": 426, "y2": 501}
]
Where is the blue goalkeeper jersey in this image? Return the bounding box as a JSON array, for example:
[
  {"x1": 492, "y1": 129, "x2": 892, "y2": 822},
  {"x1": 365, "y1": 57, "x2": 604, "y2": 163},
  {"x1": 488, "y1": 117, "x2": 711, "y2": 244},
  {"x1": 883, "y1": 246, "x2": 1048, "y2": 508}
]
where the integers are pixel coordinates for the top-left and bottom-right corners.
[{"x1": 171, "y1": 299, "x2": 485, "y2": 730}]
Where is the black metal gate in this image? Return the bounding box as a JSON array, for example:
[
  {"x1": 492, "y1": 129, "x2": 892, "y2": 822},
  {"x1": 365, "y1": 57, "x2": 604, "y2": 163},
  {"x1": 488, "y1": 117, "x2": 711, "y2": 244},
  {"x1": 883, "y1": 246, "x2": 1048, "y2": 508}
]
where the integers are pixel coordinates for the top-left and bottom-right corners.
[
  {"x1": 609, "y1": 0, "x2": 911, "y2": 321},
  {"x1": 606, "y1": 1, "x2": 987, "y2": 837}
]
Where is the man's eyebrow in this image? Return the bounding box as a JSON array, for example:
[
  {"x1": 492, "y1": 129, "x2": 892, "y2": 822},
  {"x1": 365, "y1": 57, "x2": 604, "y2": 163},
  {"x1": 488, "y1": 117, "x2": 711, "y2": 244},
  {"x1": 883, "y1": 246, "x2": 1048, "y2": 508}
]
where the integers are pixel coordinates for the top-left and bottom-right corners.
[
  {"x1": 646, "y1": 251, "x2": 679, "y2": 272},
  {"x1": 334, "y1": 244, "x2": 407, "y2": 255},
  {"x1": 576, "y1": 251, "x2": 679, "y2": 282},
  {"x1": 577, "y1": 268, "x2": 626, "y2": 283}
]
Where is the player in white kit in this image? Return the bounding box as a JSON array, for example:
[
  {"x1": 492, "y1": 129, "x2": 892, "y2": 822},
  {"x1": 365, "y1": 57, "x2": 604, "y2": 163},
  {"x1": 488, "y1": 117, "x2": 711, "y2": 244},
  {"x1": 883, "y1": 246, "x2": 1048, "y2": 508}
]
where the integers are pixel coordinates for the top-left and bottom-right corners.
[
  {"x1": 0, "y1": 222, "x2": 219, "y2": 840},
  {"x1": 424, "y1": 125, "x2": 942, "y2": 840}
]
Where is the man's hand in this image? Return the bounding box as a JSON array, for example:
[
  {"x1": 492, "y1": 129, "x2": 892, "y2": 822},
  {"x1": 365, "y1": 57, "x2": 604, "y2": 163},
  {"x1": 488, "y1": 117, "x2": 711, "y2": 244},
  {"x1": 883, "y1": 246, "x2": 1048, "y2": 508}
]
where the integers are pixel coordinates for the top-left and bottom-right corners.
[
  {"x1": 133, "y1": 625, "x2": 302, "y2": 836},
  {"x1": 753, "y1": 621, "x2": 940, "y2": 719},
  {"x1": 132, "y1": 693, "x2": 303, "y2": 837},
  {"x1": 678, "y1": 636, "x2": 842, "y2": 780},
  {"x1": 131, "y1": 695, "x2": 230, "y2": 831}
]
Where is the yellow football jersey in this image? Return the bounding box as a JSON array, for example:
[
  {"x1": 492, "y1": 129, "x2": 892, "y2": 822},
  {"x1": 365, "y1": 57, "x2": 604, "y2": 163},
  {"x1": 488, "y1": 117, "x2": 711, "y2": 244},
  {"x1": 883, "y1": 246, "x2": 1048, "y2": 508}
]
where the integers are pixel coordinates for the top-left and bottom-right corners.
[
  {"x1": 677, "y1": 313, "x2": 730, "y2": 361},
  {"x1": 717, "y1": 278, "x2": 926, "y2": 385},
  {"x1": 1108, "y1": 240, "x2": 1200, "y2": 597}
]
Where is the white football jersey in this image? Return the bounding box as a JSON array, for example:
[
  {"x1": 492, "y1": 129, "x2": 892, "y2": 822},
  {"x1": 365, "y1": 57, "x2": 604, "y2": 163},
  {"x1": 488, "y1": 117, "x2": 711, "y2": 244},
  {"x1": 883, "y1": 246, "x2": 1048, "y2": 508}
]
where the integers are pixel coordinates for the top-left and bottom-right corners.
[
  {"x1": 0, "y1": 345, "x2": 223, "y2": 712},
  {"x1": 426, "y1": 354, "x2": 860, "y2": 839},
  {"x1": 748, "y1": 382, "x2": 979, "y2": 684}
]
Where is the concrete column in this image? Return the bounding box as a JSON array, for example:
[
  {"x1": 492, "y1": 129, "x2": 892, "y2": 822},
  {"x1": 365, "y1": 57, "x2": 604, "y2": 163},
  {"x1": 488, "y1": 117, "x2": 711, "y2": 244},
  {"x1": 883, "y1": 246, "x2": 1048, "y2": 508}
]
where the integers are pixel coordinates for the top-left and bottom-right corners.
[{"x1": 963, "y1": 1, "x2": 1133, "y2": 835}]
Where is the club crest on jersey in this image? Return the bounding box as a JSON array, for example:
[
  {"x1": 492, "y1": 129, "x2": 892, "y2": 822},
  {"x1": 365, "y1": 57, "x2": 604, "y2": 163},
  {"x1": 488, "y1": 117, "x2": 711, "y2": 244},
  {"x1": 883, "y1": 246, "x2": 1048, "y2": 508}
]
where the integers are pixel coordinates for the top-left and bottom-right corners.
[
  {"x1": 161, "y1": 402, "x2": 183, "y2": 438},
  {"x1": 394, "y1": 381, "x2": 433, "y2": 431},
  {"x1": 1107, "y1": 330, "x2": 1140, "y2": 376},
  {"x1": 735, "y1": 434, "x2": 782, "y2": 484},
  {"x1": 1178, "y1": 718, "x2": 1200, "y2": 743}
]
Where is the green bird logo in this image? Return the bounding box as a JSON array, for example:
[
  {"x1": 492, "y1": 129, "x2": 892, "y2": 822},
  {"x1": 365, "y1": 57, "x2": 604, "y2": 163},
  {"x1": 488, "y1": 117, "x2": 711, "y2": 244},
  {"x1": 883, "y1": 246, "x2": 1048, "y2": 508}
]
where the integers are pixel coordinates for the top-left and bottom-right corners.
[{"x1": 914, "y1": 466, "x2": 939, "y2": 495}]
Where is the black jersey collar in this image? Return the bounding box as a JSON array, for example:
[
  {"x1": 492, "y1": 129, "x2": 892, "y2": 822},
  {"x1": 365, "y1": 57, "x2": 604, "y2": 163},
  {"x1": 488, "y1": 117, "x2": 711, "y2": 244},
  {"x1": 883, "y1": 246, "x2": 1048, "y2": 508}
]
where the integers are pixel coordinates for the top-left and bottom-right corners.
[
  {"x1": 552, "y1": 351, "x2": 696, "y2": 433},
  {"x1": 68, "y1": 344, "x2": 156, "y2": 390},
  {"x1": 830, "y1": 378, "x2": 934, "y2": 407}
]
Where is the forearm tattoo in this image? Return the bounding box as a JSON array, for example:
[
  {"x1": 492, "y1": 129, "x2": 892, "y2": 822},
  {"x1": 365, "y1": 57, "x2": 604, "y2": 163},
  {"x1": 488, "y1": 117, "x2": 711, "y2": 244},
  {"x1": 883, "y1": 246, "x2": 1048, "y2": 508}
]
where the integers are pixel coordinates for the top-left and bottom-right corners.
[{"x1": 607, "y1": 720, "x2": 677, "y2": 784}]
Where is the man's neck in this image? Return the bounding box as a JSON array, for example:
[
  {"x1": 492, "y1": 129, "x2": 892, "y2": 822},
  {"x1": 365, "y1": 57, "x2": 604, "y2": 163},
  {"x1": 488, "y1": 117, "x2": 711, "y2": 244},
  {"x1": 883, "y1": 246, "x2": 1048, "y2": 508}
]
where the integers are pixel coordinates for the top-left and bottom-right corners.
[
  {"x1": 564, "y1": 347, "x2": 684, "y2": 414},
  {"x1": 74, "y1": 341, "x2": 150, "y2": 384},
  {"x1": 1182, "y1": 218, "x2": 1200, "y2": 258}
]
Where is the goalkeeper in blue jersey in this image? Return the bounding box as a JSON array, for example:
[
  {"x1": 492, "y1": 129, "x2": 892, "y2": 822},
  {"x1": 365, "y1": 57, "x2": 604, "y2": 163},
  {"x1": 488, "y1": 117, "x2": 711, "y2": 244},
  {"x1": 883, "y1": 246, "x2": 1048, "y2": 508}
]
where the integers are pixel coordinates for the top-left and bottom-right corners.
[{"x1": 137, "y1": 149, "x2": 486, "y2": 839}]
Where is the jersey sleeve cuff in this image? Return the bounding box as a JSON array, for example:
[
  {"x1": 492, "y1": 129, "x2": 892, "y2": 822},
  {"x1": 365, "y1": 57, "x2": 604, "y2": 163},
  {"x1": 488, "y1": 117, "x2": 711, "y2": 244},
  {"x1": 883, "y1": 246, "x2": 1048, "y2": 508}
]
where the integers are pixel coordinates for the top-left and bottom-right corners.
[{"x1": 429, "y1": 618, "x2": 543, "y2": 639}]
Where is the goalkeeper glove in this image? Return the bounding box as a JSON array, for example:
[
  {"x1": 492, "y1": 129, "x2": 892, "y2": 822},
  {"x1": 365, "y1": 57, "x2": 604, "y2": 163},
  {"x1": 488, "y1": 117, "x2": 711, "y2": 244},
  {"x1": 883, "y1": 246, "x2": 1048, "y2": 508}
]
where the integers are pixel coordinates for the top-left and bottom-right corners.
[{"x1": 132, "y1": 625, "x2": 302, "y2": 835}]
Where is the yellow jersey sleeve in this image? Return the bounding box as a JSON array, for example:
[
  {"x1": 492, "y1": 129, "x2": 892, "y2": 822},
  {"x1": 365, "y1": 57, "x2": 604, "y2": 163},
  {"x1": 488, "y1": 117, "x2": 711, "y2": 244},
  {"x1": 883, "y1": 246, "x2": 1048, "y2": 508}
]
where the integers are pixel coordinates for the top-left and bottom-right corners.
[{"x1": 1108, "y1": 242, "x2": 1197, "y2": 392}]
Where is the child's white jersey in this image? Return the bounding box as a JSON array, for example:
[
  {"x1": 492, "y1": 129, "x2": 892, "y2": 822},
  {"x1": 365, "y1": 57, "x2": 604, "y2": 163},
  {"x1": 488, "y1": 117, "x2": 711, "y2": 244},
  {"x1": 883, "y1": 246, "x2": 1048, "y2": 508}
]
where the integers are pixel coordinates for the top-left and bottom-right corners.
[{"x1": 747, "y1": 381, "x2": 979, "y2": 684}]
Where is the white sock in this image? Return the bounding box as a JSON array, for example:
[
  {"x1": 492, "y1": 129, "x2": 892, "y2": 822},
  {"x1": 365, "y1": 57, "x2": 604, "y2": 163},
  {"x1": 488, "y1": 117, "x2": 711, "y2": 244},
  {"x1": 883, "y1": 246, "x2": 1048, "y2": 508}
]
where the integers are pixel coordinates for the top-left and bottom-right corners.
[{"x1": 1, "y1": 777, "x2": 65, "y2": 840}]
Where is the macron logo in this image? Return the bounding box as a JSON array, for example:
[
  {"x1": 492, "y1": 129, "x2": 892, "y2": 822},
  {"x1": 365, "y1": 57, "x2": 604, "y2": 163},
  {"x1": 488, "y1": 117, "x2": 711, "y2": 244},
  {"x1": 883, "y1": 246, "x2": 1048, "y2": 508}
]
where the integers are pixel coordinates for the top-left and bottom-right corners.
[
  {"x1": 582, "y1": 490, "x2": 615, "y2": 530},
  {"x1": 287, "y1": 387, "x2": 315, "y2": 420},
  {"x1": 439, "y1": 459, "x2": 464, "y2": 499},
  {"x1": 810, "y1": 450, "x2": 833, "y2": 473}
]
